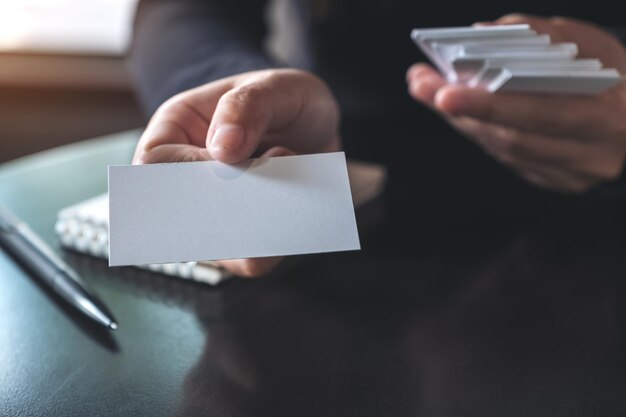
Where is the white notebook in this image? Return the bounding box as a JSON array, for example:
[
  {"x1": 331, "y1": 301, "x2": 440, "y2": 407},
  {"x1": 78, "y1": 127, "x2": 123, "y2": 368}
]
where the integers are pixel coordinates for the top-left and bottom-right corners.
[{"x1": 55, "y1": 158, "x2": 387, "y2": 285}]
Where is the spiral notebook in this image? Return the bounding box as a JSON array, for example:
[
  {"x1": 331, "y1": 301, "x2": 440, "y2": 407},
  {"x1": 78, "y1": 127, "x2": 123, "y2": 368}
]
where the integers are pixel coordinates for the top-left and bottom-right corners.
[{"x1": 55, "y1": 158, "x2": 387, "y2": 285}]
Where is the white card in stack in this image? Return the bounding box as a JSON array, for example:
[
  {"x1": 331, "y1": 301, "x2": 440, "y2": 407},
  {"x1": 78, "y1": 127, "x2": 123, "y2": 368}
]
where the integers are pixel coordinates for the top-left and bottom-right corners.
[
  {"x1": 410, "y1": 24, "x2": 622, "y2": 94},
  {"x1": 485, "y1": 68, "x2": 622, "y2": 94},
  {"x1": 411, "y1": 24, "x2": 537, "y2": 81},
  {"x1": 448, "y1": 42, "x2": 579, "y2": 83},
  {"x1": 431, "y1": 35, "x2": 554, "y2": 79},
  {"x1": 454, "y1": 56, "x2": 599, "y2": 84}
]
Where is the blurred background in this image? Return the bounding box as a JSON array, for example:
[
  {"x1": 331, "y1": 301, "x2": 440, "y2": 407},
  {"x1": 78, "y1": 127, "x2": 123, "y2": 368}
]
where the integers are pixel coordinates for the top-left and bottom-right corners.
[
  {"x1": 0, "y1": 0, "x2": 302, "y2": 164},
  {"x1": 0, "y1": 0, "x2": 145, "y2": 163}
]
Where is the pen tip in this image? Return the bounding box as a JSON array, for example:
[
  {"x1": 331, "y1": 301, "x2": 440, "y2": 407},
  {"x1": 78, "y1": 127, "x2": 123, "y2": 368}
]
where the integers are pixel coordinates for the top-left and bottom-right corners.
[{"x1": 109, "y1": 322, "x2": 118, "y2": 330}]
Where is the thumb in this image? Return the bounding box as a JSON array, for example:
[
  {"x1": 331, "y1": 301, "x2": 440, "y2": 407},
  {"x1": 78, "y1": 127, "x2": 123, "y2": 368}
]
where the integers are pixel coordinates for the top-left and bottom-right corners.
[
  {"x1": 206, "y1": 70, "x2": 334, "y2": 164},
  {"x1": 206, "y1": 81, "x2": 277, "y2": 164}
]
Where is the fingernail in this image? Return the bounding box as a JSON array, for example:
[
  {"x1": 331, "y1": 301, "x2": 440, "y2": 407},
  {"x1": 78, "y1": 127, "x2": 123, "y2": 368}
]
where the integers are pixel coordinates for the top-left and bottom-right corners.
[{"x1": 210, "y1": 124, "x2": 245, "y2": 151}]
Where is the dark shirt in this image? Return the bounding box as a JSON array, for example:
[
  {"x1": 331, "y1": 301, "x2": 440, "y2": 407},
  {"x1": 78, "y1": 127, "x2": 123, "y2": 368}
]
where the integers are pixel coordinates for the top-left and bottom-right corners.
[
  {"x1": 128, "y1": 0, "x2": 626, "y2": 221},
  {"x1": 129, "y1": 0, "x2": 624, "y2": 116}
]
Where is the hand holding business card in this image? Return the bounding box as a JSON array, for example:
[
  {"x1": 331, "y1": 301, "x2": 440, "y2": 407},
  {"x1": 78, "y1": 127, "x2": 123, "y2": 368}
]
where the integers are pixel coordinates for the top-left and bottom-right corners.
[
  {"x1": 407, "y1": 16, "x2": 626, "y2": 193},
  {"x1": 411, "y1": 24, "x2": 622, "y2": 94}
]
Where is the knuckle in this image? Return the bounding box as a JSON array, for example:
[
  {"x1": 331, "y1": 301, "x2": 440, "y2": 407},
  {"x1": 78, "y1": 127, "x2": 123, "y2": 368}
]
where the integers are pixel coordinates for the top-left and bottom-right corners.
[
  {"x1": 222, "y1": 84, "x2": 265, "y2": 110},
  {"x1": 262, "y1": 68, "x2": 291, "y2": 85},
  {"x1": 153, "y1": 100, "x2": 173, "y2": 118},
  {"x1": 155, "y1": 94, "x2": 187, "y2": 116}
]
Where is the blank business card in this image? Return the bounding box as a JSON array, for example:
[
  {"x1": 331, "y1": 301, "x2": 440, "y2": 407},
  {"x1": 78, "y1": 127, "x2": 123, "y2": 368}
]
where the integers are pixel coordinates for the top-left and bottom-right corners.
[
  {"x1": 108, "y1": 152, "x2": 360, "y2": 266},
  {"x1": 487, "y1": 68, "x2": 622, "y2": 94},
  {"x1": 411, "y1": 24, "x2": 536, "y2": 78}
]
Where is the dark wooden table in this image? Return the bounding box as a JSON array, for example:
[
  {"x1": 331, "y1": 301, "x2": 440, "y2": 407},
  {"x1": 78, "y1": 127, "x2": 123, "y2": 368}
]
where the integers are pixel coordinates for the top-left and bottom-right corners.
[{"x1": 1, "y1": 129, "x2": 626, "y2": 416}]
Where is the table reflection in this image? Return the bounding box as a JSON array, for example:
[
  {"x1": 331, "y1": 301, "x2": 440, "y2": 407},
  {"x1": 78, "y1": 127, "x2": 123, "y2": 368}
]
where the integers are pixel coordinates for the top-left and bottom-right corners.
[{"x1": 169, "y1": 202, "x2": 626, "y2": 416}]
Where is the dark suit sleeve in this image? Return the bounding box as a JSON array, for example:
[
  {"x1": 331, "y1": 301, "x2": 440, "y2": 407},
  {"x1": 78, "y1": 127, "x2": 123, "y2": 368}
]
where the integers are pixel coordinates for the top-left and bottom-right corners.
[{"x1": 128, "y1": 0, "x2": 274, "y2": 116}]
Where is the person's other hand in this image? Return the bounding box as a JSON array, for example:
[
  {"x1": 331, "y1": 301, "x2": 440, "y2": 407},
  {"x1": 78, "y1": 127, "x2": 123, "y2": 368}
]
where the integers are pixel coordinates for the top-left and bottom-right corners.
[
  {"x1": 133, "y1": 69, "x2": 341, "y2": 277},
  {"x1": 406, "y1": 14, "x2": 626, "y2": 193}
]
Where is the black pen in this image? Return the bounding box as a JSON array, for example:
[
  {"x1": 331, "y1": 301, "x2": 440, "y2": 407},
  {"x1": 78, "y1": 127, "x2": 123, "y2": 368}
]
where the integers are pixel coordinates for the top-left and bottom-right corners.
[{"x1": 0, "y1": 204, "x2": 118, "y2": 330}]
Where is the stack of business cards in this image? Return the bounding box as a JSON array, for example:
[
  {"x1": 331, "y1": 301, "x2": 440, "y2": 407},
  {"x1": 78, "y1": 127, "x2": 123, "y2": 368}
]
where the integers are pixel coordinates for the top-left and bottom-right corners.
[{"x1": 411, "y1": 24, "x2": 622, "y2": 94}]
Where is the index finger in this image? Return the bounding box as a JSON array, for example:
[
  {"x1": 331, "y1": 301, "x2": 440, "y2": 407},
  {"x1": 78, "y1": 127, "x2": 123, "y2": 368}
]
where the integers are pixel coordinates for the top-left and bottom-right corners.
[
  {"x1": 433, "y1": 84, "x2": 619, "y2": 139},
  {"x1": 136, "y1": 77, "x2": 236, "y2": 155}
]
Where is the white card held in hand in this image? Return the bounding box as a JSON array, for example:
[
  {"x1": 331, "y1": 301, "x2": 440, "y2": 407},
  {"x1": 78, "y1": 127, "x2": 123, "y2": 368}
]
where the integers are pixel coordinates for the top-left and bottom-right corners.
[{"x1": 108, "y1": 152, "x2": 361, "y2": 266}]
